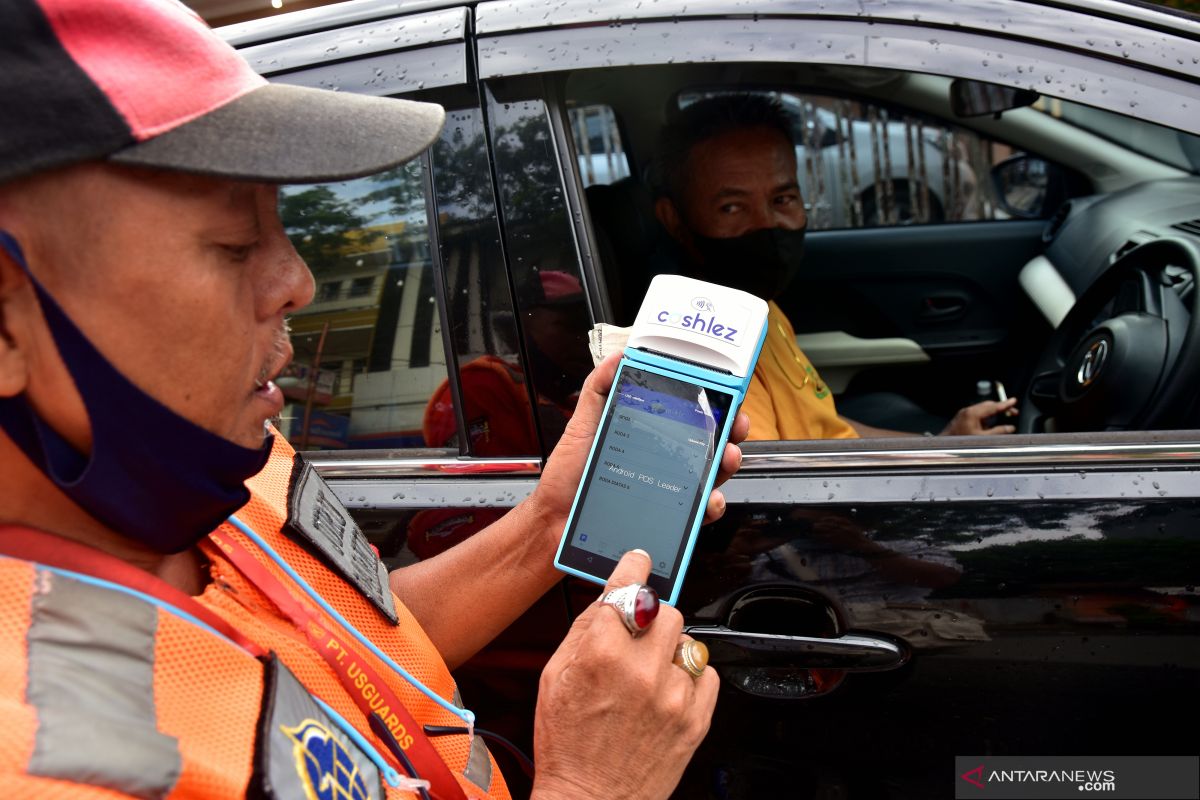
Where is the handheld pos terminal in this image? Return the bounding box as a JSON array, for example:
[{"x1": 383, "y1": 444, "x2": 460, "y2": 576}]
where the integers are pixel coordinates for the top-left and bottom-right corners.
[{"x1": 554, "y1": 275, "x2": 769, "y2": 605}]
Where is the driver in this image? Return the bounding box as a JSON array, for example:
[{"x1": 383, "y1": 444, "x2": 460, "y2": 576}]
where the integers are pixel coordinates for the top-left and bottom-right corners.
[
  {"x1": 0, "y1": 1, "x2": 746, "y2": 797},
  {"x1": 651, "y1": 94, "x2": 1018, "y2": 440}
]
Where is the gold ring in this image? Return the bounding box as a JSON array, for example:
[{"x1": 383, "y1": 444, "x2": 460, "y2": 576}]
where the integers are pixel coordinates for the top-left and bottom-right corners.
[{"x1": 673, "y1": 639, "x2": 708, "y2": 678}]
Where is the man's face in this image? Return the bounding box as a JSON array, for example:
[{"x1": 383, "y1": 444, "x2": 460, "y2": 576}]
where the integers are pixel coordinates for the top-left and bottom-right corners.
[
  {"x1": 669, "y1": 125, "x2": 807, "y2": 243},
  {"x1": 1, "y1": 164, "x2": 314, "y2": 451}
]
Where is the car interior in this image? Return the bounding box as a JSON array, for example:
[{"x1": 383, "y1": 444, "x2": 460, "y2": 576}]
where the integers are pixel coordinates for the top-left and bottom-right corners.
[{"x1": 558, "y1": 62, "x2": 1200, "y2": 438}]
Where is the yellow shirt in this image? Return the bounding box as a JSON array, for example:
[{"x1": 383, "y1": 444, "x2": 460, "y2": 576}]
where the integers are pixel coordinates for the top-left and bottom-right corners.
[{"x1": 742, "y1": 301, "x2": 858, "y2": 441}]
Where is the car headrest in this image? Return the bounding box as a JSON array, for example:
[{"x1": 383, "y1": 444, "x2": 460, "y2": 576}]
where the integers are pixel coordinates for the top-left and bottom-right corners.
[
  {"x1": 585, "y1": 177, "x2": 661, "y2": 257},
  {"x1": 584, "y1": 177, "x2": 668, "y2": 325}
]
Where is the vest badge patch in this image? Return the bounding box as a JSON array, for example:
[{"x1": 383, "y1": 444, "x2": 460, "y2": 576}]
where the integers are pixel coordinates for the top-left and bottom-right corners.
[
  {"x1": 285, "y1": 455, "x2": 398, "y2": 623},
  {"x1": 259, "y1": 656, "x2": 382, "y2": 800},
  {"x1": 282, "y1": 719, "x2": 374, "y2": 800}
]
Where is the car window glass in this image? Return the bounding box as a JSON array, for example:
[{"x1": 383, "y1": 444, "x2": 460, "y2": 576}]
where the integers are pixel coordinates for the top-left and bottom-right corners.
[
  {"x1": 1032, "y1": 96, "x2": 1200, "y2": 174},
  {"x1": 425, "y1": 104, "x2": 543, "y2": 456},
  {"x1": 679, "y1": 89, "x2": 1031, "y2": 230},
  {"x1": 484, "y1": 89, "x2": 596, "y2": 455},
  {"x1": 279, "y1": 163, "x2": 445, "y2": 450},
  {"x1": 567, "y1": 104, "x2": 632, "y2": 187}
]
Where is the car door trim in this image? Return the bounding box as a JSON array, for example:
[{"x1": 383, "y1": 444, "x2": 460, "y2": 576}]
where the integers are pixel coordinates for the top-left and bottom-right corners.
[
  {"x1": 306, "y1": 439, "x2": 1200, "y2": 479},
  {"x1": 327, "y1": 476, "x2": 538, "y2": 508},
  {"x1": 738, "y1": 438, "x2": 1200, "y2": 470},
  {"x1": 542, "y1": 81, "x2": 615, "y2": 324},
  {"x1": 475, "y1": 0, "x2": 1200, "y2": 81},
  {"x1": 235, "y1": 8, "x2": 466, "y2": 75},
  {"x1": 795, "y1": 331, "x2": 930, "y2": 394},
  {"x1": 219, "y1": 0, "x2": 469, "y2": 47},
  {"x1": 795, "y1": 332, "x2": 931, "y2": 368},
  {"x1": 230, "y1": 8, "x2": 469, "y2": 95},
  {"x1": 304, "y1": 438, "x2": 1200, "y2": 512},
  {"x1": 475, "y1": 12, "x2": 1199, "y2": 134}
]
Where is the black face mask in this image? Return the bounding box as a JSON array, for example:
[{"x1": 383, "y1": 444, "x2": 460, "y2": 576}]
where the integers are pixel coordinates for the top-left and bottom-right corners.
[{"x1": 687, "y1": 226, "x2": 806, "y2": 301}]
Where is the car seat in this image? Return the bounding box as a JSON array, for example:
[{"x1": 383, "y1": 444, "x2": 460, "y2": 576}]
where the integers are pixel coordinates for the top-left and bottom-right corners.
[{"x1": 583, "y1": 177, "x2": 670, "y2": 326}]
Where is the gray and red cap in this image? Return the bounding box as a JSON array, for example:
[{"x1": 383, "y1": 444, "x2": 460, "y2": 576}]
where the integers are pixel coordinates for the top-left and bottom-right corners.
[{"x1": 0, "y1": 0, "x2": 446, "y2": 185}]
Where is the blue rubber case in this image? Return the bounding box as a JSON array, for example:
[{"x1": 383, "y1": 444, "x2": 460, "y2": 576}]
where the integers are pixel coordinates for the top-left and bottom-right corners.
[{"x1": 553, "y1": 327, "x2": 767, "y2": 606}]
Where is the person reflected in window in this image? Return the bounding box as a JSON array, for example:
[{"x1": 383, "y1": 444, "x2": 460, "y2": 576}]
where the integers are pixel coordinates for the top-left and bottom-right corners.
[
  {"x1": 423, "y1": 269, "x2": 590, "y2": 458},
  {"x1": 650, "y1": 95, "x2": 1016, "y2": 440},
  {"x1": 415, "y1": 271, "x2": 592, "y2": 557}
]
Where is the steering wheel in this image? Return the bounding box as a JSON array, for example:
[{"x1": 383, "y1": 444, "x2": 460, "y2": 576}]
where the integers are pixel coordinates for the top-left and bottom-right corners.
[{"x1": 1019, "y1": 238, "x2": 1200, "y2": 434}]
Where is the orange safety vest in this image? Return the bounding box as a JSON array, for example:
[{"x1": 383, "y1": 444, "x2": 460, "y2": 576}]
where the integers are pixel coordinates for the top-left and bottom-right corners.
[{"x1": 0, "y1": 433, "x2": 510, "y2": 800}]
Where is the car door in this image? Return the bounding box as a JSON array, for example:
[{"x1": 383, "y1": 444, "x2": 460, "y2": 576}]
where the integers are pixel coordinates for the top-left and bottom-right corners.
[{"x1": 474, "y1": 0, "x2": 1200, "y2": 797}]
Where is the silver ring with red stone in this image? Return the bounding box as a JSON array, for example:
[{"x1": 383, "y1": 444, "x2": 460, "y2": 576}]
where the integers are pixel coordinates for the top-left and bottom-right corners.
[{"x1": 600, "y1": 583, "x2": 660, "y2": 636}]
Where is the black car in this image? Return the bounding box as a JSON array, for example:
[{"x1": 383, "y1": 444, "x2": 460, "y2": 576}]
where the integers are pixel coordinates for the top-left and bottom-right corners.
[{"x1": 221, "y1": 1, "x2": 1200, "y2": 797}]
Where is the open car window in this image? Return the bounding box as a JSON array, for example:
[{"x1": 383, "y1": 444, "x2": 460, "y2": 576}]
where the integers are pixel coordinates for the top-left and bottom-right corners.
[{"x1": 563, "y1": 63, "x2": 1200, "y2": 443}]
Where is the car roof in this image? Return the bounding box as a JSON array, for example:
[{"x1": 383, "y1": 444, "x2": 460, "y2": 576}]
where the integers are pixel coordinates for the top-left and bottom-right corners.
[
  {"x1": 218, "y1": 0, "x2": 463, "y2": 45},
  {"x1": 219, "y1": 0, "x2": 1200, "y2": 47}
]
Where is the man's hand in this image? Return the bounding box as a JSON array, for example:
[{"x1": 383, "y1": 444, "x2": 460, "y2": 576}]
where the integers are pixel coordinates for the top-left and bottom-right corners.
[
  {"x1": 530, "y1": 353, "x2": 749, "y2": 534},
  {"x1": 391, "y1": 355, "x2": 748, "y2": 669},
  {"x1": 941, "y1": 398, "x2": 1018, "y2": 436},
  {"x1": 531, "y1": 551, "x2": 719, "y2": 799}
]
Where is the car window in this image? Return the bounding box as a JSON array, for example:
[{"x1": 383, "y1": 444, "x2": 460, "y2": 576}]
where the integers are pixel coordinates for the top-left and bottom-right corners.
[
  {"x1": 568, "y1": 104, "x2": 632, "y2": 188},
  {"x1": 1032, "y1": 96, "x2": 1200, "y2": 174},
  {"x1": 278, "y1": 163, "x2": 446, "y2": 450},
  {"x1": 483, "y1": 90, "x2": 597, "y2": 455},
  {"x1": 679, "y1": 89, "x2": 1034, "y2": 230},
  {"x1": 425, "y1": 104, "x2": 543, "y2": 457},
  {"x1": 563, "y1": 60, "x2": 1200, "y2": 444}
]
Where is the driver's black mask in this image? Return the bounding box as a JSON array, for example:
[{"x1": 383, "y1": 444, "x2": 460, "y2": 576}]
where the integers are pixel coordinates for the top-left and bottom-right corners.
[{"x1": 686, "y1": 226, "x2": 806, "y2": 301}]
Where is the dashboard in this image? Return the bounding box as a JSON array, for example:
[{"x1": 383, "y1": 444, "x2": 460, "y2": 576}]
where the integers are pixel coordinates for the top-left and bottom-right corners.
[
  {"x1": 1016, "y1": 176, "x2": 1200, "y2": 432},
  {"x1": 1023, "y1": 177, "x2": 1200, "y2": 330}
]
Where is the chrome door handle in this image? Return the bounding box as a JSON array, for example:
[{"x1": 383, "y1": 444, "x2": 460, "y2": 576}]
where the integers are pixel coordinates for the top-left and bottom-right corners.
[{"x1": 683, "y1": 624, "x2": 909, "y2": 672}]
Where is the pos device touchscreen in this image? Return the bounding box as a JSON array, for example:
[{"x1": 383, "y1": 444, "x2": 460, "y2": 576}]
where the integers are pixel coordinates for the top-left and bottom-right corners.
[{"x1": 554, "y1": 275, "x2": 768, "y2": 605}]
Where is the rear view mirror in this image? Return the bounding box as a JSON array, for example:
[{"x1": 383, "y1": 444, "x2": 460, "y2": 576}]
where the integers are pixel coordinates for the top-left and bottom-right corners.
[{"x1": 951, "y1": 78, "x2": 1039, "y2": 118}]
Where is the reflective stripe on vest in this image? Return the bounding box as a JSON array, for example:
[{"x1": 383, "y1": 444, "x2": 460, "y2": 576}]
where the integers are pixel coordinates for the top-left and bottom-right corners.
[
  {"x1": 26, "y1": 568, "x2": 183, "y2": 798},
  {"x1": 454, "y1": 688, "x2": 494, "y2": 792}
]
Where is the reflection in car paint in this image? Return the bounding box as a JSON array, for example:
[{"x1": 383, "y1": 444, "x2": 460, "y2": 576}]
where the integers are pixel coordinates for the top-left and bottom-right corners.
[{"x1": 683, "y1": 500, "x2": 1200, "y2": 653}]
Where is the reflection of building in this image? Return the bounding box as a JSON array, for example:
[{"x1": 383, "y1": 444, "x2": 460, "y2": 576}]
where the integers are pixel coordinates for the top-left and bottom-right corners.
[{"x1": 283, "y1": 218, "x2": 447, "y2": 449}]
